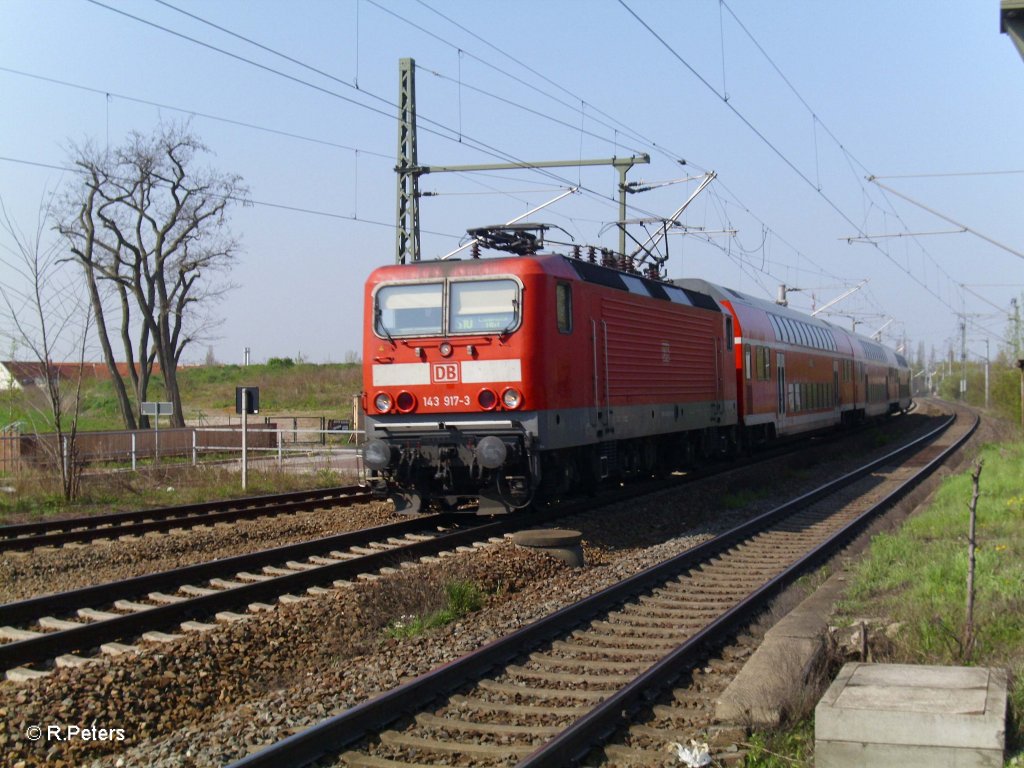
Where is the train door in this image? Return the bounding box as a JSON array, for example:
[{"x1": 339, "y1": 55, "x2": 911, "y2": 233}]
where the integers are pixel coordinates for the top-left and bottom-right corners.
[
  {"x1": 590, "y1": 318, "x2": 612, "y2": 436},
  {"x1": 777, "y1": 352, "x2": 786, "y2": 416}
]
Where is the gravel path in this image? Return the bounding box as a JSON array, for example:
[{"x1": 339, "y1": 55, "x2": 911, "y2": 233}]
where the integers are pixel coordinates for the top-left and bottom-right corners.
[{"x1": 0, "y1": 412, "x2": 949, "y2": 767}]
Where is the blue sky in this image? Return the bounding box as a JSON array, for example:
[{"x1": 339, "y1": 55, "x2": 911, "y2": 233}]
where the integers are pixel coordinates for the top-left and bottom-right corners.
[{"x1": 1, "y1": 0, "x2": 1022, "y2": 368}]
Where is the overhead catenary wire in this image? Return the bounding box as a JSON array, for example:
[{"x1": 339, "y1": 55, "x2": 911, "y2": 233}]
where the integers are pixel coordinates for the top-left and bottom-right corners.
[
  {"x1": 713, "y1": 1, "x2": 1001, "y2": 325},
  {"x1": 0, "y1": 154, "x2": 460, "y2": 239},
  {"x1": 49, "y1": 0, "x2": 999, "y2": 333},
  {"x1": 143, "y1": 0, "x2": 851, "y2": 289},
  {"x1": 619, "y1": 0, "x2": 982, "y2": 324},
  {"x1": 868, "y1": 178, "x2": 1024, "y2": 262},
  {"x1": 0, "y1": 65, "x2": 393, "y2": 160},
  {"x1": 86, "y1": 0, "x2": 672, "y2": 231}
]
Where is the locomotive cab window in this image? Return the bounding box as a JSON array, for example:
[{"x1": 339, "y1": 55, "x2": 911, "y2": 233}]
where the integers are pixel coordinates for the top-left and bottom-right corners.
[
  {"x1": 556, "y1": 282, "x2": 572, "y2": 334},
  {"x1": 375, "y1": 283, "x2": 443, "y2": 337},
  {"x1": 449, "y1": 278, "x2": 520, "y2": 334}
]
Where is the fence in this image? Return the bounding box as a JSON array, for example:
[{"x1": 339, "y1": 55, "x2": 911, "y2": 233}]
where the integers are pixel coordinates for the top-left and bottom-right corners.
[
  {"x1": 0, "y1": 424, "x2": 364, "y2": 476},
  {"x1": 0, "y1": 428, "x2": 19, "y2": 475}
]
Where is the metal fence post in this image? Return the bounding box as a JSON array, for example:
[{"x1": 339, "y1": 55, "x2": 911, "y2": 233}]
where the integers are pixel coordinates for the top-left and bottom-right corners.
[
  {"x1": 277, "y1": 429, "x2": 283, "y2": 466},
  {"x1": 192, "y1": 429, "x2": 198, "y2": 466},
  {"x1": 131, "y1": 432, "x2": 137, "y2": 471}
]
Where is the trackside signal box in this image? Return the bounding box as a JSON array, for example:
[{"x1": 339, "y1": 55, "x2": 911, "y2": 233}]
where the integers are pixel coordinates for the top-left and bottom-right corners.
[{"x1": 235, "y1": 386, "x2": 260, "y2": 414}]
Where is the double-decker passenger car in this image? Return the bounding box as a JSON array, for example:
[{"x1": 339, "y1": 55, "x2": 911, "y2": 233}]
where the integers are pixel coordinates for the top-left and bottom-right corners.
[{"x1": 679, "y1": 279, "x2": 912, "y2": 443}]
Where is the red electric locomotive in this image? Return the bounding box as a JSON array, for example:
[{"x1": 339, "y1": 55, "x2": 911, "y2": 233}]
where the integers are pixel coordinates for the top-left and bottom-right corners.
[{"x1": 361, "y1": 245, "x2": 738, "y2": 513}]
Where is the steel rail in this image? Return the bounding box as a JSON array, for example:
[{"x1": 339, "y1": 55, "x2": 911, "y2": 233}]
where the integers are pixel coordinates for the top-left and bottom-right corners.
[
  {"x1": 0, "y1": 516, "x2": 513, "y2": 670},
  {"x1": 518, "y1": 410, "x2": 976, "y2": 766},
  {"x1": 0, "y1": 485, "x2": 369, "y2": 552},
  {"x1": 226, "y1": 411, "x2": 967, "y2": 768}
]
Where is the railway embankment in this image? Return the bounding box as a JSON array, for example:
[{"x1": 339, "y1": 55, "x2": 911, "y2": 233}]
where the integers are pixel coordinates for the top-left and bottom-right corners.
[
  {"x1": 720, "y1": 407, "x2": 1023, "y2": 765},
  {"x1": 0, "y1": 410, "x2": 938, "y2": 767}
]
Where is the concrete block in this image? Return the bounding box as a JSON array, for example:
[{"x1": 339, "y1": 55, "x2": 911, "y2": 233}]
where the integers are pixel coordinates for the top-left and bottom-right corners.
[
  {"x1": 77, "y1": 608, "x2": 120, "y2": 621},
  {"x1": 0, "y1": 626, "x2": 43, "y2": 641},
  {"x1": 180, "y1": 621, "x2": 218, "y2": 633},
  {"x1": 38, "y1": 616, "x2": 84, "y2": 631},
  {"x1": 100, "y1": 642, "x2": 139, "y2": 656},
  {"x1": 716, "y1": 571, "x2": 847, "y2": 726},
  {"x1": 55, "y1": 654, "x2": 92, "y2": 668},
  {"x1": 215, "y1": 611, "x2": 250, "y2": 623},
  {"x1": 113, "y1": 600, "x2": 155, "y2": 612},
  {"x1": 148, "y1": 592, "x2": 188, "y2": 604},
  {"x1": 142, "y1": 631, "x2": 184, "y2": 643},
  {"x1": 5, "y1": 666, "x2": 50, "y2": 682},
  {"x1": 815, "y1": 663, "x2": 1007, "y2": 768}
]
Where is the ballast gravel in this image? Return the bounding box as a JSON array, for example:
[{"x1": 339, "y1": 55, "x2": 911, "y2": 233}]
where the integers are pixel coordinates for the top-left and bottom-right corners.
[
  {"x1": 0, "y1": 412, "x2": 948, "y2": 767},
  {"x1": 0, "y1": 501, "x2": 399, "y2": 603}
]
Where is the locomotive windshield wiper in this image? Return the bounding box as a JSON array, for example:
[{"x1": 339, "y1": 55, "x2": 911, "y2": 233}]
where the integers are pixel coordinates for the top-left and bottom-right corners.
[
  {"x1": 499, "y1": 298, "x2": 519, "y2": 339},
  {"x1": 375, "y1": 307, "x2": 395, "y2": 345}
]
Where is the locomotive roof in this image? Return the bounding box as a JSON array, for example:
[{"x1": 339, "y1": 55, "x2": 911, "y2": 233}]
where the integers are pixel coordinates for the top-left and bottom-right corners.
[{"x1": 369, "y1": 253, "x2": 723, "y2": 313}]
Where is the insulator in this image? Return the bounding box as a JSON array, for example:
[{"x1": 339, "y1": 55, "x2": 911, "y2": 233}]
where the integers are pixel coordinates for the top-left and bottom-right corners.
[
  {"x1": 572, "y1": 245, "x2": 581, "y2": 260},
  {"x1": 587, "y1": 246, "x2": 597, "y2": 263},
  {"x1": 471, "y1": 241, "x2": 480, "y2": 259}
]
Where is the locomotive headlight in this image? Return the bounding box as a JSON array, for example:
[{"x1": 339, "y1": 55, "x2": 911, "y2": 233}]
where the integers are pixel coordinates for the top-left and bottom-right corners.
[
  {"x1": 373, "y1": 392, "x2": 393, "y2": 413},
  {"x1": 439, "y1": 341, "x2": 453, "y2": 357},
  {"x1": 501, "y1": 387, "x2": 523, "y2": 410},
  {"x1": 475, "y1": 435, "x2": 507, "y2": 469},
  {"x1": 363, "y1": 438, "x2": 392, "y2": 470}
]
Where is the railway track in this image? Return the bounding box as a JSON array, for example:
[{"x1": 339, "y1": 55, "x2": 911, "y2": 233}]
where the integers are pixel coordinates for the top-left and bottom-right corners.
[
  {"x1": 0, "y1": 514, "x2": 515, "y2": 678},
  {"x1": 224, "y1": 409, "x2": 974, "y2": 768},
  {"x1": 0, "y1": 485, "x2": 372, "y2": 552}
]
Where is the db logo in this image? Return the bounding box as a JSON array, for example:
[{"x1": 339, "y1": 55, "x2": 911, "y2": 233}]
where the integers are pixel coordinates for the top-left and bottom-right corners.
[{"x1": 432, "y1": 363, "x2": 460, "y2": 383}]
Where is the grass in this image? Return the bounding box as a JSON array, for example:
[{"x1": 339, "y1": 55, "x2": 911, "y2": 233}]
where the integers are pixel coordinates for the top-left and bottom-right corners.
[
  {"x1": 0, "y1": 463, "x2": 356, "y2": 525},
  {"x1": 385, "y1": 581, "x2": 485, "y2": 639},
  {"x1": 838, "y1": 442, "x2": 1024, "y2": 665},
  {"x1": 0, "y1": 362, "x2": 364, "y2": 516},
  {"x1": 744, "y1": 440, "x2": 1024, "y2": 766},
  {"x1": 722, "y1": 487, "x2": 770, "y2": 510},
  {"x1": 1, "y1": 361, "x2": 364, "y2": 434},
  {"x1": 742, "y1": 719, "x2": 814, "y2": 767}
]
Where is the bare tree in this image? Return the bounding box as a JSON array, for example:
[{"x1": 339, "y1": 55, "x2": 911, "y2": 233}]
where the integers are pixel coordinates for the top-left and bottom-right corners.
[
  {"x1": 0, "y1": 195, "x2": 90, "y2": 501},
  {"x1": 962, "y1": 460, "x2": 983, "y2": 661},
  {"x1": 58, "y1": 121, "x2": 247, "y2": 429}
]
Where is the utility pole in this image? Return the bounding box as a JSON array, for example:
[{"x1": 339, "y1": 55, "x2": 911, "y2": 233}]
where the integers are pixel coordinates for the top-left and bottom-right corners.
[
  {"x1": 959, "y1": 316, "x2": 967, "y2": 400},
  {"x1": 1018, "y1": 358, "x2": 1024, "y2": 429},
  {"x1": 984, "y1": 338, "x2": 990, "y2": 410},
  {"x1": 1012, "y1": 297, "x2": 1021, "y2": 359},
  {"x1": 395, "y1": 58, "x2": 420, "y2": 265},
  {"x1": 393, "y1": 58, "x2": 650, "y2": 264}
]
